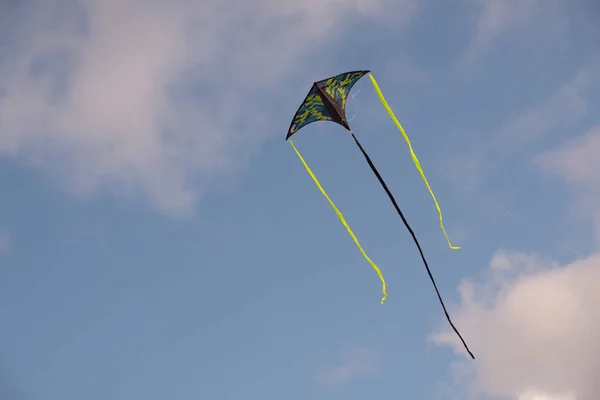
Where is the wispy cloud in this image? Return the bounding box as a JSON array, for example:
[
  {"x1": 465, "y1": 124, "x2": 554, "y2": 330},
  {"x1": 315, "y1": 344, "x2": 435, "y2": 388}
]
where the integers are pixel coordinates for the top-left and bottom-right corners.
[
  {"x1": 440, "y1": 0, "x2": 599, "y2": 190},
  {"x1": 536, "y1": 125, "x2": 600, "y2": 190},
  {"x1": 536, "y1": 125, "x2": 600, "y2": 243},
  {"x1": 0, "y1": 0, "x2": 418, "y2": 214},
  {"x1": 458, "y1": 0, "x2": 569, "y2": 70},
  {"x1": 448, "y1": 66, "x2": 598, "y2": 188},
  {"x1": 537, "y1": 125, "x2": 600, "y2": 185},
  {"x1": 499, "y1": 70, "x2": 594, "y2": 143},
  {"x1": 316, "y1": 346, "x2": 379, "y2": 386}
]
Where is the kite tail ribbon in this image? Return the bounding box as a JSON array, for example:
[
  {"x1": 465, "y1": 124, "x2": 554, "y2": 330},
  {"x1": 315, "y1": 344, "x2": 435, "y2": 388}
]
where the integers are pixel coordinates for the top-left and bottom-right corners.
[
  {"x1": 288, "y1": 139, "x2": 388, "y2": 304},
  {"x1": 351, "y1": 132, "x2": 475, "y2": 359},
  {"x1": 368, "y1": 74, "x2": 460, "y2": 251}
]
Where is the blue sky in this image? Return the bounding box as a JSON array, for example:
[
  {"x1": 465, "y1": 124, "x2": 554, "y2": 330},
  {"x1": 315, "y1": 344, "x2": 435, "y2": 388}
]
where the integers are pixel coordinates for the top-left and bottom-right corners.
[{"x1": 0, "y1": 1, "x2": 599, "y2": 399}]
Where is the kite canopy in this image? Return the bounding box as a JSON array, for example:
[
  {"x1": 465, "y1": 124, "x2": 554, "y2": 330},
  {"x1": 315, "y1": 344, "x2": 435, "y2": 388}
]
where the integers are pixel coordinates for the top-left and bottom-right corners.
[{"x1": 286, "y1": 70, "x2": 369, "y2": 140}]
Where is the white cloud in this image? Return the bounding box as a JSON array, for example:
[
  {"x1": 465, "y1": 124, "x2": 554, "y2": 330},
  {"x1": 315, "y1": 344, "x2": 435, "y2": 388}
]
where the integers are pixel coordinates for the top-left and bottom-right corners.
[
  {"x1": 432, "y1": 249, "x2": 600, "y2": 400},
  {"x1": 316, "y1": 346, "x2": 379, "y2": 386},
  {"x1": 518, "y1": 389, "x2": 576, "y2": 400},
  {"x1": 0, "y1": 0, "x2": 418, "y2": 213}
]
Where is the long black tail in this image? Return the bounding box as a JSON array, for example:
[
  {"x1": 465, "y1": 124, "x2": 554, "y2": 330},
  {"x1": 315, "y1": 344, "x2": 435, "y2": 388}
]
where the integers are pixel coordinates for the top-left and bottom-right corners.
[{"x1": 351, "y1": 132, "x2": 475, "y2": 360}]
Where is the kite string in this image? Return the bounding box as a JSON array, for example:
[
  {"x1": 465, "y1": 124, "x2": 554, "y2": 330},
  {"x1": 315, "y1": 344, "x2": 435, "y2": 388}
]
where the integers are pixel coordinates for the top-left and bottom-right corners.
[
  {"x1": 436, "y1": 167, "x2": 585, "y2": 259},
  {"x1": 351, "y1": 132, "x2": 475, "y2": 359},
  {"x1": 368, "y1": 74, "x2": 460, "y2": 251},
  {"x1": 288, "y1": 139, "x2": 388, "y2": 304}
]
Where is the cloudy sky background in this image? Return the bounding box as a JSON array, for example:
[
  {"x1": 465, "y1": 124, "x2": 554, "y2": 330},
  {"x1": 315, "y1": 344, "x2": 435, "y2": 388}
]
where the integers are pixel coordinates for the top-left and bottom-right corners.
[{"x1": 0, "y1": 0, "x2": 599, "y2": 399}]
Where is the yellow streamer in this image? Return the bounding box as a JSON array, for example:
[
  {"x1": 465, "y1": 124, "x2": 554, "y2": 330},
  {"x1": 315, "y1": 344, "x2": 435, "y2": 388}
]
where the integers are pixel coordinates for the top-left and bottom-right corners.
[
  {"x1": 289, "y1": 139, "x2": 387, "y2": 304},
  {"x1": 368, "y1": 74, "x2": 460, "y2": 250}
]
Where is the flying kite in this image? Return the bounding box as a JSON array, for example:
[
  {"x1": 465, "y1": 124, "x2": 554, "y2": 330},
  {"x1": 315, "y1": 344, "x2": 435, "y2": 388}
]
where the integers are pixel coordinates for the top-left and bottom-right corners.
[{"x1": 286, "y1": 70, "x2": 474, "y2": 359}]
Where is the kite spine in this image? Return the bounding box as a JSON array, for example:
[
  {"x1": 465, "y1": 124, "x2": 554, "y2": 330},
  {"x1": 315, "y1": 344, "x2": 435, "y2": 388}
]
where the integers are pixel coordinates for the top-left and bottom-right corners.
[
  {"x1": 368, "y1": 74, "x2": 460, "y2": 251},
  {"x1": 288, "y1": 139, "x2": 387, "y2": 304}
]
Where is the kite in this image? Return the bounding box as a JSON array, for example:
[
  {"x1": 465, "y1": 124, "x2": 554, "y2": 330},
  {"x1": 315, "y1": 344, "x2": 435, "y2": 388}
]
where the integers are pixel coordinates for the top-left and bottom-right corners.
[{"x1": 286, "y1": 70, "x2": 474, "y2": 359}]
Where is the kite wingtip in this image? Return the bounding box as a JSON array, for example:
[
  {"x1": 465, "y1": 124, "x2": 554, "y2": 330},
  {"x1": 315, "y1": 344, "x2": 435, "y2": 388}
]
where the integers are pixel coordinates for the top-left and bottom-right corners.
[{"x1": 450, "y1": 245, "x2": 461, "y2": 250}]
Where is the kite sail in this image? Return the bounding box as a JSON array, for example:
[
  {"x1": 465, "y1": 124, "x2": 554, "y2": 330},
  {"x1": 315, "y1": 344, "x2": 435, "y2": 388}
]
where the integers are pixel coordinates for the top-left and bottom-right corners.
[
  {"x1": 286, "y1": 70, "x2": 474, "y2": 359},
  {"x1": 287, "y1": 70, "x2": 366, "y2": 138}
]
